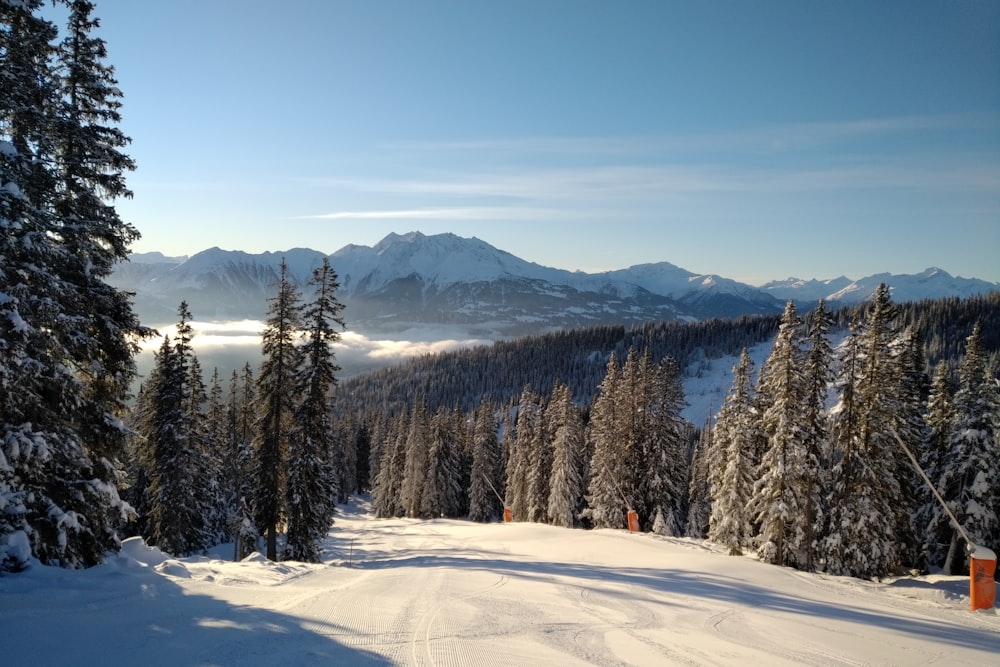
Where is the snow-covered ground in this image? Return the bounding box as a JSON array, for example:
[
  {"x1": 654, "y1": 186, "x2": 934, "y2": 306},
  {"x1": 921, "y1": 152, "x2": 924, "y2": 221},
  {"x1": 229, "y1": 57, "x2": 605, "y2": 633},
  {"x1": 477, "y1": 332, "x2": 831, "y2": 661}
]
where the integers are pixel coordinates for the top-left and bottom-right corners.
[{"x1": 2, "y1": 498, "x2": 997, "y2": 666}]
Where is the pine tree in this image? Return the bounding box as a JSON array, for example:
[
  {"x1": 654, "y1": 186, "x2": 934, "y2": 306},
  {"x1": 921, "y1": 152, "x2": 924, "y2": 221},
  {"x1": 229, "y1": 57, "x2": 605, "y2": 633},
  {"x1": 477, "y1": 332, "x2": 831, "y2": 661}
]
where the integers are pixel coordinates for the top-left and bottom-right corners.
[
  {"x1": 140, "y1": 304, "x2": 216, "y2": 556},
  {"x1": 468, "y1": 402, "x2": 502, "y2": 522},
  {"x1": 890, "y1": 327, "x2": 929, "y2": 569},
  {"x1": 749, "y1": 301, "x2": 806, "y2": 567},
  {"x1": 933, "y1": 323, "x2": 1000, "y2": 573},
  {"x1": 526, "y1": 390, "x2": 552, "y2": 523},
  {"x1": 583, "y1": 354, "x2": 627, "y2": 529},
  {"x1": 824, "y1": 286, "x2": 902, "y2": 579},
  {"x1": 253, "y1": 260, "x2": 302, "y2": 561},
  {"x1": 284, "y1": 258, "x2": 344, "y2": 562},
  {"x1": 617, "y1": 347, "x2": 646, "y2": 522},
  {"x1": 204, "y1": 367, "x2": 228, "y2": 544},
  {"x1": 504, "y1": 387, "x2": 538, "y2": 522},
  {"x1": 1, "y1": 0, "x2": 147, "y2": 571},
  {"x1": 400, "y1": 401, "x2": 430, "y2": 518},
  {"x1": 546, "y1": 383, "x2": 585, "y2": 528},
  {"x1": 795, "y1": 300, "x2": 833, "y2": 570},
  {"x1": 226, "y1": 368, "x2": 257, "y2": 560},
  {"x1": 420, "y1": 407, "x2": 463, "y2": 518},
  {"x1": 709, "y1": 348, "x2": 756, "y2": 555},
  {"x1": 920, "y1": 361, "x2": 953, "y2": 568},
  {"x1": 232, "y1": 364, "x2": 259, "y2": 556},
  {"x1": 372, "y1": 411, "x2": 408, "y2": 518},
  {"x1": 685, "y1": 421, "x2": 713, "y2": 538},
  {"x1": 641, "y1": 355, "x2": 688, "y2": 536}
]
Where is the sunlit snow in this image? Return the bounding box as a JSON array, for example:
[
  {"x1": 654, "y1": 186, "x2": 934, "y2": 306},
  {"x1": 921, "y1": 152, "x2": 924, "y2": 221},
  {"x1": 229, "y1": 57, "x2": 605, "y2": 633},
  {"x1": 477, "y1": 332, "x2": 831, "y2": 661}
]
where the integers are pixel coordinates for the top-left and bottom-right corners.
[{"x1": 2, "y1": 497, "x2": 997, "y2": 666}]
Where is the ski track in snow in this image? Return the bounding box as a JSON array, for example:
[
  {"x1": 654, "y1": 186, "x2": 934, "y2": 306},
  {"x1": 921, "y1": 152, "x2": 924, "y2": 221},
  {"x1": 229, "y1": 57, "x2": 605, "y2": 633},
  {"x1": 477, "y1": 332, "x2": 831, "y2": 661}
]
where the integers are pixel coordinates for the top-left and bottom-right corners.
[{"x1": 2, "y1": 497, "x2": 998, "y2": 666}]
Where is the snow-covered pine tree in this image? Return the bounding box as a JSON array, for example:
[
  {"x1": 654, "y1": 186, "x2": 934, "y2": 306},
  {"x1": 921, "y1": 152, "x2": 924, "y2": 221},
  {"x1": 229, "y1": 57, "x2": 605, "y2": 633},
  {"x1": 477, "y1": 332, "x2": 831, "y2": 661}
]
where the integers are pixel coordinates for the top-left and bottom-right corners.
[
  {"x1": 824, "y1": 285, "x2": 902, "y2": 579},
  {"x1": 617, "y1": 347, "x2": 646, "y2": 521},
  {"x1": 932, "y1": 322, "x2": 1000, "y2": 574},
  {"x1": 641, "y1": 355, "x2": 689, "y2": 536},
  {"x1": 366, "y1": 412, "x2": 390, "y2": 500},
  {"x1": 285, "y1": 258, "x2": 345, "y2": 562},
  {"x1": 140, "y1": 304, "x2": 217, "y2": 557},
  {"x1": 124, "y1": 349, "x2": 167, "y2": 540},
  {"x1": 583, "y1": 353, "x2": 627, "y2": 529},
  {"x1": 204, "y1": 368, "x2": 229, "y2": 544},
  {"x1": 749, "y1": 300, "x2": 807, "y2": 567},
  {"x1": 685, "y1": 419, "x2": 713, "y2": 538},
  {"x1": 709, "y1": 348, "x2": 757, "y2": 555},
  {"x1": 450, "y1": 404, "x2": 473, "y2": 517},
  {"x1": 890, "y1": 327, "x2": 930, "y2": 569},
  {"x1": 181, "y1": 341, "x2": 222, "y2": 554},
  {"x1": 795, "y1": 300, "x2": 834, "y2": 570},
  {"x1": 420, "y1": 407, "x2": 463, "y2": 519},
  {"x1": 546, "y1": 382, "x2": 585, "y2": 528},
  {"x1": 504, "y1": 387, "x2": 538, "y2": 522},
  {"x1": 141, "y1": 336, "x2": 183, "y2": 554},
  {"x1": 372, "y1": 411, "x2": 408, "y2": 518},
  {"x1": 468, "y1": 401, "x2": 502, "y2": 522},
  {"x1": 920, "y1": 361, "x2": 954, "y2": 568},
  {"x1": 1, "y1": 0, "x2": 146, "y2": 571},
  {"x1": 253, "y1": 260, "x2": 302, "y2": 561},
  {"x1": 226, "y1": 368, "x2": 257, "y2": 560},
  {"x1": 400, "y1": 401, "x2": 430, "y2": 519},
  {"x1": 527, "y1": 390, "x2": 553, "y2": 523}
]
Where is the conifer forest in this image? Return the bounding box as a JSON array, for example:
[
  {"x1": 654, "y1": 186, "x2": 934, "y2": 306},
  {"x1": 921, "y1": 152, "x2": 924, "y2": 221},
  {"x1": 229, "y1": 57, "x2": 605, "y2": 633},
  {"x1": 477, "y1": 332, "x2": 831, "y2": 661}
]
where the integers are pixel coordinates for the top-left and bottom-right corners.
[{"x1": 2, "y1": 1, "x2": 1000, "y2": 588}]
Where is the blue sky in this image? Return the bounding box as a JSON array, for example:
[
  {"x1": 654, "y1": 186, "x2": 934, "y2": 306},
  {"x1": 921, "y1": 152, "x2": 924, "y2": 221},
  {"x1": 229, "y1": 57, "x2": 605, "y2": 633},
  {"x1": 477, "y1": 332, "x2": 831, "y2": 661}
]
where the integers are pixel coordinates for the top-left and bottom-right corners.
[{"x1": 83, "y1": 0, "x2": 998, "y2": 284}]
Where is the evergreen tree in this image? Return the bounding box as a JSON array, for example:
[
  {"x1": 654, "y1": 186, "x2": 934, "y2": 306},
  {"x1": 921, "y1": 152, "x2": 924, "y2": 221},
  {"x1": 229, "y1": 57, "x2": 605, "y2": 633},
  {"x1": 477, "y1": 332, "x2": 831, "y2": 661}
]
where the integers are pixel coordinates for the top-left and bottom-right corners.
[
  {"x1": 140, "y1": 304, "x2": 216, "y2": 556},
  {"x1": 400, "y1": 401, "x2": 430, "y2": 518},
  {"x1": 204, "y1": 367, "x2": 228, "y2": 544},
  {"x1": 372, "y1": 411, "x2": 408, "y2": 518},
  {"x1": 1, "y1": 0, "x2": 146, "y2": 571},
  {"x1": 253, "y1": 260, "x2": 302, "y2": 561},
  {"x1": 920, "y1": 361, "x2": 954, "y2": 568},
  {"x1": 685, "y1": 420, "x2": 713, "y2": 539},
  {"x1": 890, "y1": 327, "x2": 929, "y2": 569},
  {"x1": 226, "y1": 368, "x2": 257, "y2": 560},
  {"x1": 933, "y1": 323, "x2": 1000, "y2": 573},
  {"x1": 352, "y1": 417, "x2": 372, "y2": 494},
  {"x1": 546, "y1": 383, "x2": 585, "y2": 528},
  {"x1": 709, "y1": 349, "x2": 757, "y2": 555},
  {"x1": 749, "y1": 300, "x2": 807, "y2": 567},
  {"x1": 285, "y1": 258, "x2": 345, "y2": 562},
  {"x1": 824, "y1": 286, "x2": 902, "y2": 579},
  {"x1": 420, "y1": 407, "x2": 463, "y2": 518},
  {"x1": 641, "y1": 355, "x2": 688, "y2": 535},
  {"x1": 616, "y1": 347, "x2": 646, "y2": 521},
  {"x1": 796, "y1": 300, "x2": 833, "y2": 570},
  {"x1": 583, "y1": 354, "x2": 627, "y2": 528},
  {"x1": 526, "y1": 390, "x2": 553, "y2": 523},
  {"x1": 504, "y1": 387, "x2": 538, "y2": 522},
  {"x1": 468, "y1": 402, "x2": 502, "y2": 522}
]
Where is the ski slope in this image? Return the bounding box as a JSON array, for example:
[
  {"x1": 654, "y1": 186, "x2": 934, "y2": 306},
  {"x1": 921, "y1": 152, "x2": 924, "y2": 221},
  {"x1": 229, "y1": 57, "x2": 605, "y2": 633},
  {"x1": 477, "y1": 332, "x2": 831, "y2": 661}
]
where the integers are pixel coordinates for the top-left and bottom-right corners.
[{"x1": 2, "y1": 498, "x2": 997, "y2": 666}]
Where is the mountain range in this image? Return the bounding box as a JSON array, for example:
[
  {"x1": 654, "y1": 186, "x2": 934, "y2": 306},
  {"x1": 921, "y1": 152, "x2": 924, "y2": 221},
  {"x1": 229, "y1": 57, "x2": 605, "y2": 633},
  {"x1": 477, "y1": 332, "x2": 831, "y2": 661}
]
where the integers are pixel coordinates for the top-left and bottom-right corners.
[{"x1": 110, "y1": 231, "x2": 999, "y2": 337}]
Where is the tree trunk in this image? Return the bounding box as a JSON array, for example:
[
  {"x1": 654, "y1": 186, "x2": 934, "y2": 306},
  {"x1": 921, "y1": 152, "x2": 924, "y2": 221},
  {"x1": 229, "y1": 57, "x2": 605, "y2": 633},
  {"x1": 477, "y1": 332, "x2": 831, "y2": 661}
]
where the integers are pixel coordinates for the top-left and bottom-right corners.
[{"x1": 266, "y1": 525, "x2": 278, "y2": 561}]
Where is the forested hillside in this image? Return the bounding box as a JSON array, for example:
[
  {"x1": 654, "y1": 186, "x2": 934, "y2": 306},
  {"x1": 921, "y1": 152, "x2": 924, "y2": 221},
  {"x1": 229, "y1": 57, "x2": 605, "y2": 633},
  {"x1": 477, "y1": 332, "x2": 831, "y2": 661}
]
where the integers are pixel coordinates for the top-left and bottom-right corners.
[
  {"x1": 343, "y1": 289, "x2": 999, "y2": 582},
  {"x1": 333, "y1": 292, "x2": 1000, "y2": 418}
]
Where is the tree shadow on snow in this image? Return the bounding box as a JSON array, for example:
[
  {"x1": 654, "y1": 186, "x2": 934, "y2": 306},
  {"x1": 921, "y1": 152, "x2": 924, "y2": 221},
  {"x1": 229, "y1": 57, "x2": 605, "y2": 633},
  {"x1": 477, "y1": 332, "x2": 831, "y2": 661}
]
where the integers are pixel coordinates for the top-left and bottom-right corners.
[{"x1": 0, "y1": 560, "x2": 392, "y2": 667}]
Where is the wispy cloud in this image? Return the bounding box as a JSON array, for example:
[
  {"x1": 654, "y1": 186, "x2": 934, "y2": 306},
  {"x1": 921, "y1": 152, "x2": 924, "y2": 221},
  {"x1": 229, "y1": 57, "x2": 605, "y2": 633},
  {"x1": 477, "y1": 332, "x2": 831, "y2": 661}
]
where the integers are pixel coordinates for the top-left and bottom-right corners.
[
  {"x1": 288, "y1": 113, "x2": 998, "y2": 224},
  {"x1": 382, "y1": 114, "x2": 995, "y2": 157},
  {"x1": 306, "y1": 161, "x2": 1000, "y2": 206},
  {"x1": 298, "y1": 207, "x2": 571, "y2": 221}
]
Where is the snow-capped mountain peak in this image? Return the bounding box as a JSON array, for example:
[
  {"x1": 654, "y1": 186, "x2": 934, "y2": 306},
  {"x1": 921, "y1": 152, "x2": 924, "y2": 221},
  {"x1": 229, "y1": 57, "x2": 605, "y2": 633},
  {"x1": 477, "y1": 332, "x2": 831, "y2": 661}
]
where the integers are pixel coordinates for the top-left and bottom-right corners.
[{"x1": 113, "y1": 231, "x2": 998, "y2": 331}]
